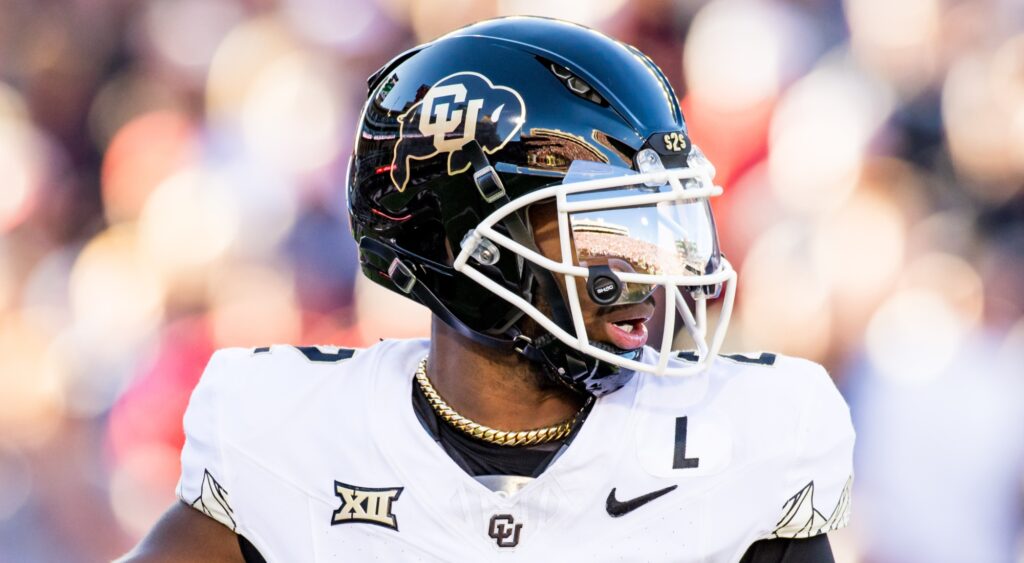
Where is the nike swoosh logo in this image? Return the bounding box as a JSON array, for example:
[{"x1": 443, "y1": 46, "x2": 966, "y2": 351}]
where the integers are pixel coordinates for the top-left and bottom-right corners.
[{"x1": 606, "y1": 485, "x2": 678, "y2": 517}]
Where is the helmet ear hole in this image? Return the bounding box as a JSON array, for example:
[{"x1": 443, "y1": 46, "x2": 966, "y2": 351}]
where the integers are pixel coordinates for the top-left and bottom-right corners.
[{"x1": 586, "y1": 265, "x2": 622, "y2": 305}]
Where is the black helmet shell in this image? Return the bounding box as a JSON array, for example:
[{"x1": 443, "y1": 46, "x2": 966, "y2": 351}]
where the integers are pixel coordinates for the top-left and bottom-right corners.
[{"x1": 349, "y1": 16, "x2": 690, "y2": 337}]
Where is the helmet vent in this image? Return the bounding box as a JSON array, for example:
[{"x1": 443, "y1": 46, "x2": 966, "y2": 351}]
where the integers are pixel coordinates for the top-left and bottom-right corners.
[{"x1": 548, "y1": 62, "x2": 605, "y2": 106}]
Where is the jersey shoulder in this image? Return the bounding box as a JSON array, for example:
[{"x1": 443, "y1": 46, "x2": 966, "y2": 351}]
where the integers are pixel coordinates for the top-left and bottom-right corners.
[
  {"x1": 189, "y1": 341, "x2": 404, "y2": 431},
  {"x1": 193, "y1": 345, "x2": 351, "y2": 407},
  {"x1": 638, "y1": 349, "x2": 845, "y2": 415},
  {"x1": 632, "y1": 349, "x2": 851, "y2": 460},
  {"x1": 631, "y1": 350, "x2": 855, "y2": 539},
  {"x1": 176, "y1": 340, "x2": 409, "y2": 532}
]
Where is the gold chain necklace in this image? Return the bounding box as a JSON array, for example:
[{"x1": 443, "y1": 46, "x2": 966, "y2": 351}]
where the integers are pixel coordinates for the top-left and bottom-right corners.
[{"x1": 414, "y1": 355, "x2": 584, "y2": 447}]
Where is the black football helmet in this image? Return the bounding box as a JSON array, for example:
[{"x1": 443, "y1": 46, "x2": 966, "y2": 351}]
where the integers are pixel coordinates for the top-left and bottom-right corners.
[{"x1": 348, "y1": 17, "x2": 735, "y2": 396}]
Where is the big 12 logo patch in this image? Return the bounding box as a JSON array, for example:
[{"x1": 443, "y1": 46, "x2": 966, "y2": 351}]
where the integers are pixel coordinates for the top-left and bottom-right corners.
[{"x1": 391, "y1": 72, "x2": 526, "y2": 192}]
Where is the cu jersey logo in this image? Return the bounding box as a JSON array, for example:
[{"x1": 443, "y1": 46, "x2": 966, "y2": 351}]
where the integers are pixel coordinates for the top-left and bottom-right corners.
[
  {"x1": 391, "y1": 72, "x2": 526, "y2": 192},
  {"x1": 488, "y1": 514, "x2": 522, "y2": 548}
]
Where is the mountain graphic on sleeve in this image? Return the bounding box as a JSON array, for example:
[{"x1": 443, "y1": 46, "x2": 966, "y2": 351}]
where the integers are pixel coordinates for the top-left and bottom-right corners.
[
  {"x1": 770, "y1": 476, "x2": 852, "y2": 539},
  {"x1": 191, "y1": 469, "x2": 237, "y2": 531}
]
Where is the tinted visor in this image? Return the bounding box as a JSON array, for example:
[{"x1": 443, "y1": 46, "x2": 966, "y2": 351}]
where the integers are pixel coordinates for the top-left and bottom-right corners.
[{"x1": 564, "y1": 161, "x2": 721, "y2": 305}]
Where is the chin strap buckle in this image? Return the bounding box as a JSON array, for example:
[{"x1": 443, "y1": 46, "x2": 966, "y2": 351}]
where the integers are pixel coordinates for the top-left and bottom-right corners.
[
  {"x1": 387, "y1": 258, "x2": 416, "y2": 294},
  {"x1": 512, "y1": 334, "x2": 533, "y2": 355},
  {"x1": 512, "y1": 333, "x2": 564, "y2": 377},
  {"x1": 473, "y1": 165, "x2": 506, "y2": 203},
  {"x1": 465, "y1": 140, "x2": 507, "y2": 204}
]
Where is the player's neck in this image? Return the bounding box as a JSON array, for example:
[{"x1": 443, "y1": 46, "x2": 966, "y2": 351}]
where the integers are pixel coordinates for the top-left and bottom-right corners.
[{"x1": 426, "y1": 319, "x2": 586, "y2": 432}]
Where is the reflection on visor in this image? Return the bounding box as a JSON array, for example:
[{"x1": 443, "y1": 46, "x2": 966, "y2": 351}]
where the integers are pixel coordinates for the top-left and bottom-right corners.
[{"x1": 564, "y1": 162, "x2": 720, "y2": 305}]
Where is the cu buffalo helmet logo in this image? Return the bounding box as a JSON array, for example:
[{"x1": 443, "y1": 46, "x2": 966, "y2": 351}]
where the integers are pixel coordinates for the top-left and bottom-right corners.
[{"x1": 391, "y1": 72, "x2": 526, "y2": 192}]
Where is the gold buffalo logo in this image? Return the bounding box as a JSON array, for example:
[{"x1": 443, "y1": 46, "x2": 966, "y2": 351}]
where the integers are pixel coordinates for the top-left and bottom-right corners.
[{"x1": 391, "y1": 72, "x2": 526, "y2": 192}]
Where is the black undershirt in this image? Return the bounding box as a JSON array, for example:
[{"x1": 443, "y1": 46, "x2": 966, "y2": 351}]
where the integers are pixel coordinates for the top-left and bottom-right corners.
[
  {"x1": 232, "y1": 385, "x2": 834, "y2": 562},
  {"x1": 740, "y1": 536, "x2": 834, "y2": 563}
]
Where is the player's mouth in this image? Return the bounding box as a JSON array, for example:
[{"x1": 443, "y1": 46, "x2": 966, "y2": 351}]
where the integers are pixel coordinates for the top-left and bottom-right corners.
[{"x1": 602, "y1": 304, "x2": 654, "y2": 350}]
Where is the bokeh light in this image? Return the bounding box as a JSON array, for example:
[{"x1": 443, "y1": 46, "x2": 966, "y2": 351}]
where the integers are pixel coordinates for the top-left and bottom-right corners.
[
  {"x1": 811, "y1": 182, "x2": 907, "y2": 305},
  {"x1": 206, "y1": 17, "x2": 302, "y2": 123},
  {"x1": 998, "y1": 316, "x2": 1024, "y2": 367},
  {"x1": 137, "y1": 166, "x2": 240, "y2": 278},
  {"x1": 497, "y1": 0, "x2": 628, "y2": 28},
  {"x1": 215, "y1": 160, "x2": 300, "y2": 256},
  {"x1": 68, "y1": 225, "x2": 166, "y2": 362},
  {"x1": 282, "y1": 0, "x2": 383, "y2": 49},
  {"x1": 142, "y1": 0, "x2": 244, "y2": 78},
  {"x1": 0, "y1": 81, "x2": 29, "y2": 121},
  {"x1": 0, "y1": 443, "x2": 33, "y2": 520},
  {"x1": 902, "y1": 252, "x2": 985, "y2": 327},
  {"x1": 0, "y1": 312, "x2": 64, "y2": 446},
  {"x1": 768, "y1": 56, "x2": 895, "y2": 215},
  {"x1": 410, "y1": 0, "x2": 498, "y2": 42},
  {"x1": 738, "y1": 223, "x2": 832, "y2": 360},
  {"x1": 209, "y1": 262, "x2": 302, "y2": 347},
  {"x1": 87, "y1": 72, "x2": 182, "y2": 151},
  {"x1": 844, "y1": 0, "x2": 941, "y2": 92},
  {"x1": 684, "y1": 0, "x2": 792, "y2": 111},
  {"x1": 0, "y1": 99, "x2": 46, "y2": 232},
  {"x1": 0, "y1": 244, "x2": 13, "y2": 314},
  {"x1": 865, "y1": 288, "x2": 967, "y2": 385},
  {"x1": 101, "y1": 110, "x2": 197, "y2": 225},
  {"x1": 239, "y1": 53, "x2": 344, "y2": 174},
  {"x1": 109, "y1": 444, "x2": 181, "y2": 538},
  {"x1": 19, "y1": 247, "x2": 77, "y2": 337},
  {"x1": 865, "y1": 253, "x2": 984, "y2": 385},
  {"x1": 47, "y1": 329, "x2": 122, "y2": 419},
  {"x1": 942, "y1": 35, "x2": 1024, "y2": 200}
]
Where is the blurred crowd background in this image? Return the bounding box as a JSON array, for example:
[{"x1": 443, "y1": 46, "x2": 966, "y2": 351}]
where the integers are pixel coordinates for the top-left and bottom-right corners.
[{"x1": 0, "y1": 0, "x2": 1022, "y2": 561}]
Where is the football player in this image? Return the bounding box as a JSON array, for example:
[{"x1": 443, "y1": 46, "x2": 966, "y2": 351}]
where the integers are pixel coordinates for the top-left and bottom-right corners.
[{"x1": 120, "y1": 17, "x2": 853, "y2": 563}]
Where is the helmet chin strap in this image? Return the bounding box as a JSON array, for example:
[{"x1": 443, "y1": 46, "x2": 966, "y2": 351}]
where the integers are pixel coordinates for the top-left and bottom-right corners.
[{"x1": 514, "y1": 333, "x2": 639, "y2": 396}]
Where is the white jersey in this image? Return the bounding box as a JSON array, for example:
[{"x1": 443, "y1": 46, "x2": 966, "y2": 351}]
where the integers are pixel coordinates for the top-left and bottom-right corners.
[{"x1": 177, "y1": 339, "x2": 854, "y2": 562}]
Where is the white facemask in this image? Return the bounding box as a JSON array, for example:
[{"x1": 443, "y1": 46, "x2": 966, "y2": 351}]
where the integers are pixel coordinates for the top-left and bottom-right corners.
[{"x1": 455, "y1": 147, "x2": 736, "y2": 377}]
